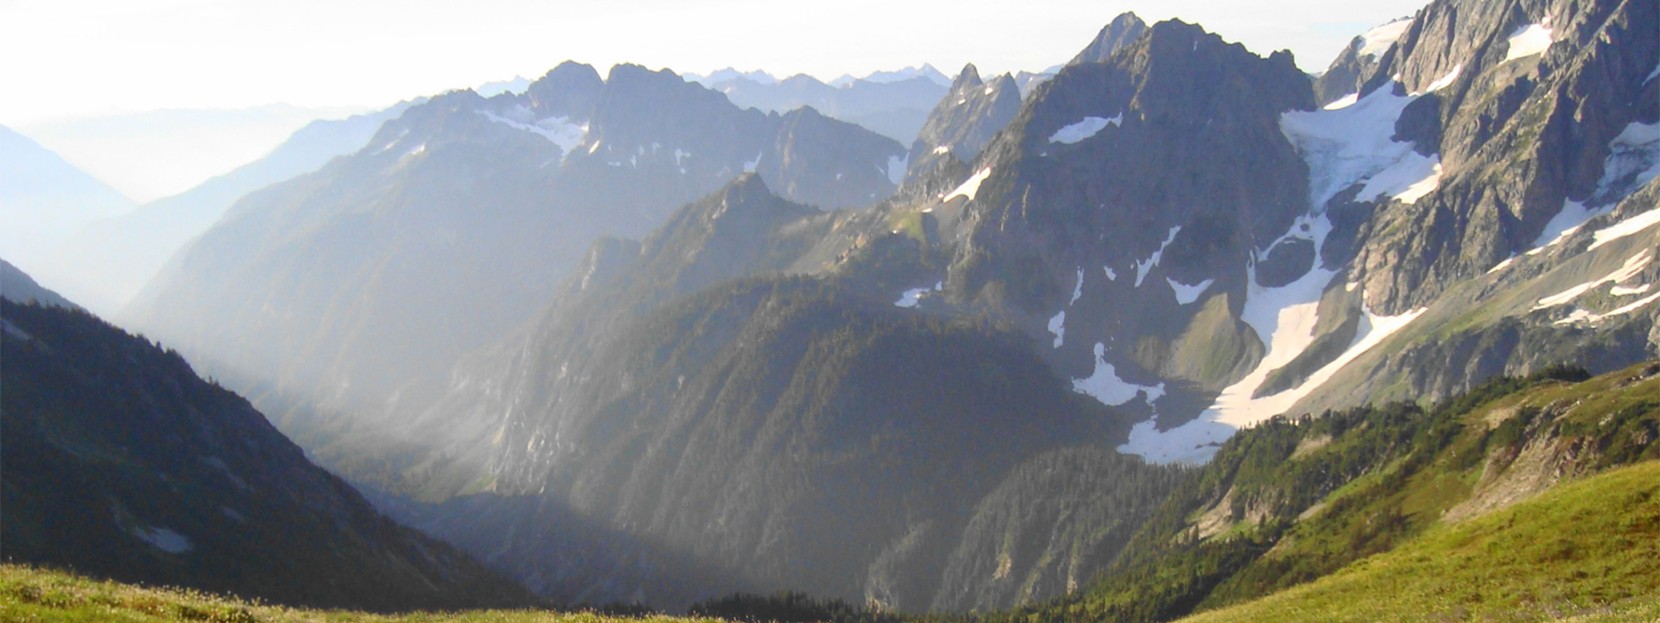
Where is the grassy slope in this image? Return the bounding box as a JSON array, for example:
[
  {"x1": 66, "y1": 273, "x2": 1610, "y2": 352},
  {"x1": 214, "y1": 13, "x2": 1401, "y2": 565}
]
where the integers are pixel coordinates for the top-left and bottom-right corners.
[
  {"x1": 1002, "y1": 363, "x2": 1658, "y2": 623},
  {"x1": 0, "y1": 564, "x2": 720, "y2": 623},
  {"x1": 1178, "y1": 461, "x2": 1660, "y2": 622}
]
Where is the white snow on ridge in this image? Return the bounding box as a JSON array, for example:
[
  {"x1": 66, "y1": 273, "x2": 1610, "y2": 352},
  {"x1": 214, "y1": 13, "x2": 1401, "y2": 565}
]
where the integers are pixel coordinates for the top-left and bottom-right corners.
[
  {"x1": 1503, "y1": 22, "x2": 1554, "y2": 63},
  {"x1": 933, "y1": 145, "x2": 952, "y2": 155},
  {"x1": 1359, "y1": 19, "x2": 1412, "y2": 58},
  {"x1": 1421, "y1": 64, "x2": 1463, "y2": 94},
  {"x1": 1487, "y1": 255, "x2": 1517, "y2": 274},
  {"x1": 743, "y1": 151, "x2": 763, "y2": 173},
  {"x1": 1591, "y1": 209, "x2": 1660, "y2": 251},
  {"x1": 1611, "y1": 282, "x2": 1652, "y2": 297},
  {"x1": 1049, "y1": 115, "x2": 1122, "y2": 144},
  {"x1": 1281, "y1": 83, "x2": 1435, "y2": 209},
  {"x1": 1531, "y1": 201, "x2": 1609, "y2": 251},
  {"x1": 1070, "y1": 267, "x2": 1085, "y2": 304},
  {"x1": 1555, "y1": 290, "x2": 1660, "y2": 326},
  {"x1": 1135, "y1": 226, "x2": 1182, "y2": 287},
  {"x1": 476, "y1": 110, "x2": 586, "y2": 156},
  {"x1": 1167, "y1": 277, "x2": 1215, "y2": 304},
  {"x1": 1529, "y1": 121, "x2": 1660, "y2": 254},
  {"x1": 1534, "y1": 249, "x2": 1653, "y2": 309},
  {"x1": 945, "y1": 167, "x2": 993, "y2": 202},
  {"x1": 1359, "y1": 154, "x2": 1442, "y2": 205},
  {"x1": 1075, "y1": 343, "x2": 1165, "y2": 407}
]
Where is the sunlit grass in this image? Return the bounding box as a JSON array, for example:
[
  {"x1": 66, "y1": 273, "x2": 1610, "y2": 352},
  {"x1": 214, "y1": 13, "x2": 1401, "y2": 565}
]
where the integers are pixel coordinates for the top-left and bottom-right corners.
[
  {"x1": 0, "y1": 564, "x2": 723, "y2": 623},
  {"x1": 1177, "y1": 461, "x2": 1660, "y2": 622}
]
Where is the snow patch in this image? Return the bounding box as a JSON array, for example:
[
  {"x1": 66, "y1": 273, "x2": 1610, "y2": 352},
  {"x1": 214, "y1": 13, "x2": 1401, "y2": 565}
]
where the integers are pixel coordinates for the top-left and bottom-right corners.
[
  {"x1": 1420, "y1": 64, "x2": 1463, "y2": 94},
  {"x1": 374, "y1": 129, "x2": 411, "y2": 153},
  {"x1": 894, "y1": 287, "x2": 928, "y2": 308},
  {"x1": 1103, "y1": 265, "x2": 1118, "y2": 281},
  {"x1": 933, "y1": 145, "x2": 952, "y2": 155},
  {"x1": 1359, "y1": 19, "x2": 1412, "y2": 58},
  {"x1": 1534, "y1": 250, "x2": 1652, "y2": 309},
  {"x1": 1167, "y1": 277, "x2": 1215, "y2": 304},
  {"x1": 133, "y1": 526, "x2": 192, "y2": 554},
  {"x1": 476, "y1": 109, "x2": 586, "y2": 156},
  {"x1": 1487, "y1": 255, "x2": 1517, "y2": 274},
  {"x1": 1532, "y1": 201, "x2": 1610, "y2": 251},
  {"x1": 944, "y1": 167, "x2": 992, "y2": 202},
  {"x1": 1590, "y1": 208, "x2": 1660, "y2": 252},
  {"x1": 1503, "y1": 22, "x2": 1554, "y2": 63},
  {"x1": 1048, "y1": 115, "x2": 1122, "y2": 144},
  {"x1": 894, "y1": 281, "x2": 942, "y2": 309},
  {"x1": 886, "y1": 154, "x2": 908, "y2": 185},
  {"x1": 1118, "y1": 417, "x2": 1238, "y2": 465},
  {"x1": 1074, "y1": 343, "x2": 1165, "y2": 407},
  {"x1": 1554, "y1": 290, "x2": 1660, "y2": 325},
  {"x1": 1280, "y1": 83, "x2": 1437, "y2": 209},
  {"x1": 1611, "y1": 283, "x2": 1653, "y2": 297},
  {"x1": 1214, "y1": 293, "x2": 1425, "y2": 430},
  {"x1": 1048, "y1": 310, "x2": 1067, "y2": 348},
  {"x1": 743, "y1": 151, "x2": 762, "y2": 173},
  {"x1": 1134, "y1": 226, "x2": 1182, "y2": 287},
  {"x1": 1069, "y1": 267, "x2": 1085, "y2": 304},
  {"x1": 1374, "y1": 156, "x2": 1442, "y2": 204}
]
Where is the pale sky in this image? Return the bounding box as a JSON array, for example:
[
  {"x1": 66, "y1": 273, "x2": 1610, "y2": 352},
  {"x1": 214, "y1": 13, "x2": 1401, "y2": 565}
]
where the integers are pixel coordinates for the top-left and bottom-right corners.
[{"x1": 1, "y1": 0, "x2": 1431, "y2": 125}]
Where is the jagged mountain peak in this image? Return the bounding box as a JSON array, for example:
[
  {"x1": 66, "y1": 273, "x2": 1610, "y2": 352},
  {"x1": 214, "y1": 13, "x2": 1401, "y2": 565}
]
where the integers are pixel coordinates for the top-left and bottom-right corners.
[
  {"x1": 900, "y1": 63, "x2": 1024, "y2": 190},
  {"x1": 527, "y1": 61, "x2": 603, "y2": 118},
  {"x1": 715, "y1": 171, "x2": 777, "y2": 204},
  {"x1": 1069, "y1": 11, "x2": 1150, "y2": 66}
]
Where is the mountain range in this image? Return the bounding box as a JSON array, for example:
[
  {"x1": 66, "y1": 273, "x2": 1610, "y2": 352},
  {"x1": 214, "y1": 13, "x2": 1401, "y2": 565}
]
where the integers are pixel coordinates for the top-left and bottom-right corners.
[
  {"x1": 0, "y1": 282, "x2": 531, "y2": 611},
  {"x1": 3, "y1": 0, "x2": 1658, "y2": 619}
]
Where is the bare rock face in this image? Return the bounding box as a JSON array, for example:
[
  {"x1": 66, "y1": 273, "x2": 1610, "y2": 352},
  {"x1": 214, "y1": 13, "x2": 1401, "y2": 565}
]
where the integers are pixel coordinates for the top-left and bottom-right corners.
[
  {"x1": 902, "y1": 64, "x2": 1023, "y2": 189},
  {"x1": 1069, "y1": 12, "x2": 1150, "y2": 66},
  {"x1": 935, "y1": 19, "x2": 1314, "y2": 422},
  {"x1": 1352, "y1": 0, "x2": 1658, "y2": 314}
]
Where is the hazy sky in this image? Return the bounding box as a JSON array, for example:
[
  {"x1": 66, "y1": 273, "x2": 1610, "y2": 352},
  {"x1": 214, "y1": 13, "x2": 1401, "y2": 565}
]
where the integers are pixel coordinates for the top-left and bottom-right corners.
[{"x1": 2, "y1": 0, "x2": 1431, "y2": 125}]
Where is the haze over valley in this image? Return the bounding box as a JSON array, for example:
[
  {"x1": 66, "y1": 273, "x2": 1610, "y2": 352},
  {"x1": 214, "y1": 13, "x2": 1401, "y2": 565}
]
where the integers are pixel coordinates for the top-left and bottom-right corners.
[{"x1": 2, "y1": 0, "x2": 1658, "y2": 620}]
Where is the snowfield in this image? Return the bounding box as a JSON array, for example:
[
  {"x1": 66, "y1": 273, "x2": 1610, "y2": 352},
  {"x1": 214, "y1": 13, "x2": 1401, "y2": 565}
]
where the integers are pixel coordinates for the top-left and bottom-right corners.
[
  {"x1": 1503, "y1": 22, "x2": 1554, "y2": 63},
  {"x1": 1048, "y1": 115, "x2": 1122, "y2": 144},
  {"x1": 1280, "y1": 82, "x2": 1441, "y2": 210},
  {"x1": 945, "y1": 167, "x2": 993, "y2": 202},
  {"x1": 1075, "y1": 343, "x2": 1165, "y2": 407}
]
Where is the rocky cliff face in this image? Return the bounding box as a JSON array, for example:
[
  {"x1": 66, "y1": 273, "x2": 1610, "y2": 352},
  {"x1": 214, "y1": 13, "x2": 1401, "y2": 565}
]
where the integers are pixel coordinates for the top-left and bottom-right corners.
[
  {"x1": 895, "y1": 21, "x2": 1316, "y2": 455},
  {"x1": 901, "y1": 64, "x2": 1023, "y2": 189},
  {"x1": 1069, "y1": 12, "x2": 1150, "y2": 66},
  {"x1": 1351, "y1": 0, "x2": 1658, "y2": 314}
]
